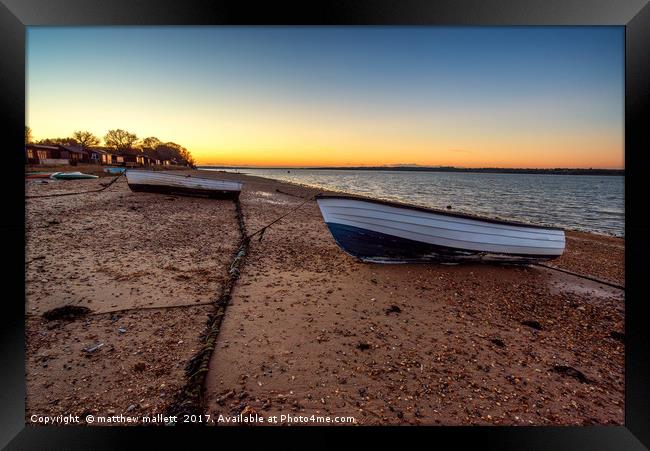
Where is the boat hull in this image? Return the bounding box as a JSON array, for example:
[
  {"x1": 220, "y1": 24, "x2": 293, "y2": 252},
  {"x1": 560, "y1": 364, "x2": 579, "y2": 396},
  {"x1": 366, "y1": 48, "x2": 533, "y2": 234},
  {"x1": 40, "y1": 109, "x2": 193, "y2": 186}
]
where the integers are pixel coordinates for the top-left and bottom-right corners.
[
  {"x1": 50, "y1": 172, "x2": 99, "y2": 180},
  {"x1": 128, "y1": 183, "x2": 241, "y2": 199},
  {"x1": 126, "y1": 170, "x2": 242, "y2": 199},
  {"x1": 317, "y1": 196, "x2": 565, "y2": 264},
  {"x1": 25, "y1": 172, "x2": 54, "y2": 179},
  {"x1": 104, "y1": 167, "x2": 126, "y2": 174}
]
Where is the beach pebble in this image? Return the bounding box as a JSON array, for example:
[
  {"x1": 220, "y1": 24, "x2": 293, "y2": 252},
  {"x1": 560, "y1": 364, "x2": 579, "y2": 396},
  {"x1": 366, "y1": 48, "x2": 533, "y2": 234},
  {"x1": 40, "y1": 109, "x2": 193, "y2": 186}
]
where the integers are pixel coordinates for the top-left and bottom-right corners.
[
  {"x1": 241, "y1": 406, "x2": 257, "y2": 416},
  {"x1": 82, "y1": 343, "x2": 104, "y2": 353}
]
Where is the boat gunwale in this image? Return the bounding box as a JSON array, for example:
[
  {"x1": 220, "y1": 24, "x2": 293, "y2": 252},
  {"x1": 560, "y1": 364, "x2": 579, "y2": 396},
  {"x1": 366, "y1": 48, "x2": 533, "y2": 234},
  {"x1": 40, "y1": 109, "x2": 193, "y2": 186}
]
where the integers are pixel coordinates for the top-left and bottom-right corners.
[
  {"x1": 316, "y1": 194, "x2": 565, "y2": 231},
  {"x1": 326, "y1": 205, "x2": 565, "y2": 238}
]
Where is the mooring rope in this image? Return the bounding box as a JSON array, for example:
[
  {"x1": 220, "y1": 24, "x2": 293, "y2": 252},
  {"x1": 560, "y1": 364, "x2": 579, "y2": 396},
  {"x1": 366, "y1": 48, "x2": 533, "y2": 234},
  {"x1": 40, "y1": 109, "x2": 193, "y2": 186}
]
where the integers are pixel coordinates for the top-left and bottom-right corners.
[
  {"x1": 533, "y1": 262, "x2": 624, "y2": 291},
  {"x1": 244, "y1": 192, "x2": 319, "y2": 242},
  {"x1": 166, "y1": 191, "x2": 319, "y2": 420},
  {"x1": 25, "y1": 172, "x2": 125, "y2": 199},
  {"x1": 166, "y1": 197, "x2": 250, "y2": 420}
]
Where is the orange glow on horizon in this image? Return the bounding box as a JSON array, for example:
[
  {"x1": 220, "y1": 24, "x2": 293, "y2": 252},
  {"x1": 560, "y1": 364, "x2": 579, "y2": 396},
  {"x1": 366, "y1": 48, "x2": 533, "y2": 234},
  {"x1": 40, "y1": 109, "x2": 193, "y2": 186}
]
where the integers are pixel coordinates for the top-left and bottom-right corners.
[
  {"x1": 188, "y1": 134, "x2": 623, "y2": 169},
  {"x1": 29, "y1": 104, "x2": 624, "y2": 169}
]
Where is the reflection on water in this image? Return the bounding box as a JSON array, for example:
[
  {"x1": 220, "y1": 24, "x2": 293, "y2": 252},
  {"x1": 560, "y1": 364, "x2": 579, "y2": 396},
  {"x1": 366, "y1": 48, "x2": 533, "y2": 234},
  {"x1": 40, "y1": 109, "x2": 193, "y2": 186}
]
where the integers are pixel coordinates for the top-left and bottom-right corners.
[{"x1": 204, "y1": 169, "x2": 624, "y2": 237}]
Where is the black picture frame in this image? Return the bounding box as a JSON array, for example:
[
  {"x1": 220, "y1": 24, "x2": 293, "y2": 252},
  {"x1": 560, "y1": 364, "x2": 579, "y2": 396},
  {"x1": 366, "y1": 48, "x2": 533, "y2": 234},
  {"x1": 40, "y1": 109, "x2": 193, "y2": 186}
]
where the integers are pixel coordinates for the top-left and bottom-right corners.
[{"x1": 1, "y1": 1, "x2": 648, "y2": 449}]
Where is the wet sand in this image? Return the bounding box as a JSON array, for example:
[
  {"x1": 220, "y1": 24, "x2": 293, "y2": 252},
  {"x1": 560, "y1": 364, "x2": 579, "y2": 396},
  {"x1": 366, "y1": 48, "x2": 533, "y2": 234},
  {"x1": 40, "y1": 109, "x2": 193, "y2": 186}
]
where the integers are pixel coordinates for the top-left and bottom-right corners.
[{"x1": 25, "y1": 169, "x2": 624, "y2": 425}]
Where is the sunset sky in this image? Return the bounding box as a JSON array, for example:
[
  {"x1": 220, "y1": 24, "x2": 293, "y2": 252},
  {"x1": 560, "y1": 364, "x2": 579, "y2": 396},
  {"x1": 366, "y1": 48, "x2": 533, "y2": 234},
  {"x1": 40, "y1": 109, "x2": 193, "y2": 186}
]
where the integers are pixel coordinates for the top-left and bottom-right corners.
[{"x1": 27, "y1": 27, "x2": 624, "y2": 168}]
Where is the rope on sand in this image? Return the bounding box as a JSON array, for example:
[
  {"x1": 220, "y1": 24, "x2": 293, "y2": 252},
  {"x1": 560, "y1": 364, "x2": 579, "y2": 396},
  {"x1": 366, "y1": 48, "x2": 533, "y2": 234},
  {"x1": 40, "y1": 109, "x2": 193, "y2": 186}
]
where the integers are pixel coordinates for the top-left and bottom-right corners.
[
  {"x1": 165, "y1": 193, "x2": 318, "y2": 420},
  {"x1": 25, "y1": 172, "x2": 124, "y2": 199},
  {"x1": 244, "y1": 193, "x2": 319, "y2": 242},
  {"x1": 533, "y1": 262, "x2": 625, "y2": 291},
  {"x1": 166, "y1": 197, "x2": 250, "y2": 420}
]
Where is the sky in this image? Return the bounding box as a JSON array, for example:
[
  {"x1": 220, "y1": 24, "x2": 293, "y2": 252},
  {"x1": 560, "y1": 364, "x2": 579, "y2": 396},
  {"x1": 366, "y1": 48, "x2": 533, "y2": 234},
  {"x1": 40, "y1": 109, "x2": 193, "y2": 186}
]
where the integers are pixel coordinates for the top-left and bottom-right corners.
[{"x1": 27, "y1": 27, "x2": 624, "y2": 168}]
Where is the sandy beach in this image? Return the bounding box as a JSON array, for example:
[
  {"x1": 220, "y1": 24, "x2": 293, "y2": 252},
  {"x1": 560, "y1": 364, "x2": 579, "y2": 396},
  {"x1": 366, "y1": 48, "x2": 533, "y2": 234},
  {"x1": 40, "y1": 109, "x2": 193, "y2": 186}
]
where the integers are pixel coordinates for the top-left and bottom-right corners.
[{"x1": 25, "y1": 168, "x2": 624, "y2": 425}]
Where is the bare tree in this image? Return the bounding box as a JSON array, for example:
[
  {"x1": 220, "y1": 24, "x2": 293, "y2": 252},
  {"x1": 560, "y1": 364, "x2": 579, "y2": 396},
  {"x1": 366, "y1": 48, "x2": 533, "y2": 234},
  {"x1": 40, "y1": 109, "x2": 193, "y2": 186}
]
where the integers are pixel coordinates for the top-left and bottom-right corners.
[
  {"x1": 141, "y1": 136, "x2": 161, "y2": 151},
  {"x1": 157, "y1": 141, "x2": 195, "y2": 166},
  {"x1": 37, "y1": 137, "x2": 78, "y2": 146},
  {"x1": 72, "y1": 130, "x2": 100, "y2": 149},
  {"x1": 104, "y1": 129, "x2": 138, "y2": 152},
  {"x1": 25, "y1": 126, "x2": 32, "y2": 144},
  {"x1": 179, "y1": 146, "x2": 195, "y2": 166}
]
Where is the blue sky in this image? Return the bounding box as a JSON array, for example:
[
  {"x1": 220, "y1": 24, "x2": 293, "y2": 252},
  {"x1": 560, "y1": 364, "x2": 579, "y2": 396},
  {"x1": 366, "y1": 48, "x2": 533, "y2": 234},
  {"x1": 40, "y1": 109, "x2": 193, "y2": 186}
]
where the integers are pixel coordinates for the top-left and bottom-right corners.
[{"x1": 27, "y1": 27, "x2": 624, "y2": 167}]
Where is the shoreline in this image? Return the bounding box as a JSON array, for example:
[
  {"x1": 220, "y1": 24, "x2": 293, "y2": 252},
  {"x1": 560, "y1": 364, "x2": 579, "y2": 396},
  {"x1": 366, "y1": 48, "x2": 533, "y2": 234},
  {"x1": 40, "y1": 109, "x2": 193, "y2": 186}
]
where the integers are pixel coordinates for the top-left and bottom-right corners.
[{"x1": 25, "y1": 167, "x2": 624, "y2": 425}]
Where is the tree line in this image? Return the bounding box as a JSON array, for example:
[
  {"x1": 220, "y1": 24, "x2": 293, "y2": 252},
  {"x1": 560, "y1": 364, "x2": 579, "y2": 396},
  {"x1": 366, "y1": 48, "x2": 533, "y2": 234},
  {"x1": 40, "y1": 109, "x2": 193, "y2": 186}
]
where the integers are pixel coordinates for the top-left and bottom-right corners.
[{"x1": 25, "y1": 126, "x2": 195, "y2": 166}]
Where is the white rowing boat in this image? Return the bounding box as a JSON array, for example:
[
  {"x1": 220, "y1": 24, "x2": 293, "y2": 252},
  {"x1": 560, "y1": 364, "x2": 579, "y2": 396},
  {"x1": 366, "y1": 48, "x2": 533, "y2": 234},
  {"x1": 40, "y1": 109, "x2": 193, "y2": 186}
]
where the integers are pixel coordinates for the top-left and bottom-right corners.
[
  {"x1": 126, "y1": 170, "x2": 242, "y2": 199},
  {"x1": 316, "y1": 194, "x2": 565, "y2": 264}
]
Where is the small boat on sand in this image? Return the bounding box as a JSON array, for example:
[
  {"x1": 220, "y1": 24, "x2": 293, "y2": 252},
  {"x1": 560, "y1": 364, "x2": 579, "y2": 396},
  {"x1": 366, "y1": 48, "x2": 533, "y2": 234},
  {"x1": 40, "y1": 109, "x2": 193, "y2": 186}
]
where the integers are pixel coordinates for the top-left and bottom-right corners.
[
  {"x1": 103, "y1": 167, "x2": 126, "y2": 174},
  {"x1": 316, "y1": 194, "x2": 565, "y2": 264},
  {"x1": 50, "y1": 172, "x2": 99, "y2": 180},
  {"x1": 125, "y1": 170, "x2": 242, "y2": 199},
  {"x1": 25, "y1": 172, "x2": 54, "y2": 179}
]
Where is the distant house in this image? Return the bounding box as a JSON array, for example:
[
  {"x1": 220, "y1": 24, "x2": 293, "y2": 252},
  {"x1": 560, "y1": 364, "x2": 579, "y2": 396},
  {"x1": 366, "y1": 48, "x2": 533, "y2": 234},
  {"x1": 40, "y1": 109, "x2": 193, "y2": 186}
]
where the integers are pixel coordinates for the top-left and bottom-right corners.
[
  {"x1": 102, "y1": 152, "x2": 119, "y2": 165},
  {"x1": 87, "y1": 146, "x2": 119, "y2": 165},
  {"x1": 25, "y1": 144, "x2": 87, "y2": 165},
  {"x1": 143, "y1": 148, "x2": 162, "y2": 166},
  {"x1": 115, "y1": 149, "x2": 151, "y2": 167},
  {"x1": 141, "y1": 154, "x2": 153, "y2": 166},
  {"x1": 25, "y1": 144, "x2": 65, "y2": 165},
  {"x1": 85, "y1": 147, "x2": 110, "y2": 165},
  {"x1": 58, "y1": 145, "x2": 88, "y2": 165},
  {"x1": 116, "y1": 149, "x2": 140, "y2": 167},
  {"x1": 143, "y1": 148, "x2": 174, "y2": 166}
]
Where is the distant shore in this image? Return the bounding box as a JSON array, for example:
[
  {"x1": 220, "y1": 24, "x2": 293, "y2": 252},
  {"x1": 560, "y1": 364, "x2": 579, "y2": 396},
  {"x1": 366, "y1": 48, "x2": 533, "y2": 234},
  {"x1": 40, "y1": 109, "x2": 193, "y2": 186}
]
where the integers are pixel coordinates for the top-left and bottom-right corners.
[{"x1": 199, "y1": 166, "x2": 624, "y2": 176}]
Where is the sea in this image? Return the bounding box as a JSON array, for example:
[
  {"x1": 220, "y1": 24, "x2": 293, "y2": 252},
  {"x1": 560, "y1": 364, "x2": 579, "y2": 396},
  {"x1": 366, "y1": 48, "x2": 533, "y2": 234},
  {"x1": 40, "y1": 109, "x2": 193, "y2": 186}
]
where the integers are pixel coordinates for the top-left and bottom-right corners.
[{"x1": 200, "y1": 168, "x2": 624, "y2": 237}]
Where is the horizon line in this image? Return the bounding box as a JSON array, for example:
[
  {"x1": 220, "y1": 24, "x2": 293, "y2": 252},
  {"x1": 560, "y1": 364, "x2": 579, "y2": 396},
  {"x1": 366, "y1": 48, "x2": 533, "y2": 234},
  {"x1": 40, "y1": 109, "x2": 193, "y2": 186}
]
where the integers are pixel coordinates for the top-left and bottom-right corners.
[{"x1": 197, "y1": 164, "x2": 625, "y2": 171}]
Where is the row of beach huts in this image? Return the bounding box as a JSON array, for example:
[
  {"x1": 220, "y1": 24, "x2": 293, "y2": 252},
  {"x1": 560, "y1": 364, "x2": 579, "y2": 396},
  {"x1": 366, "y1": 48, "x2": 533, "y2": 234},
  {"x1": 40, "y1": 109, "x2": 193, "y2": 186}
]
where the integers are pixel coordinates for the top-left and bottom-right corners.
[{"x1": 25, "y1": 144, "x2": 192, "y2": 168}]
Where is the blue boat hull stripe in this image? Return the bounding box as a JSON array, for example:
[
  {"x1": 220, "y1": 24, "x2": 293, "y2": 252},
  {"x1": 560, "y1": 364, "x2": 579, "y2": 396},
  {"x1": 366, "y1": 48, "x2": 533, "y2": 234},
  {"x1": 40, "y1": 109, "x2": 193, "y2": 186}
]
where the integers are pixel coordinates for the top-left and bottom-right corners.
[{"x1": 324, "y1": 222, "x2": 557, "y2": 263}]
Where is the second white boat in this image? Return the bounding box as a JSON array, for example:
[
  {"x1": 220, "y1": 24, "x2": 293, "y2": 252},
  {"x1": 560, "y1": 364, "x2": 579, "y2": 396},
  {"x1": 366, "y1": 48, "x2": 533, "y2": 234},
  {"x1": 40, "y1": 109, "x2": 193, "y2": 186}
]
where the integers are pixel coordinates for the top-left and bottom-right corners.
[{"x1": 126, "y1": 170, "x2": 242, "y2": 199}]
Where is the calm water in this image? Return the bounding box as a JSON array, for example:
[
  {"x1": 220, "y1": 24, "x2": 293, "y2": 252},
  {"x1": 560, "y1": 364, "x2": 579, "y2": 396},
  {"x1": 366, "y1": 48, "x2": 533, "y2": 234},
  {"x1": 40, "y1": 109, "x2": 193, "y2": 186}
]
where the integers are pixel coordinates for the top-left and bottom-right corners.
[{"x1": 202, "y1": 168, "x2": 624, "y2": 237}]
